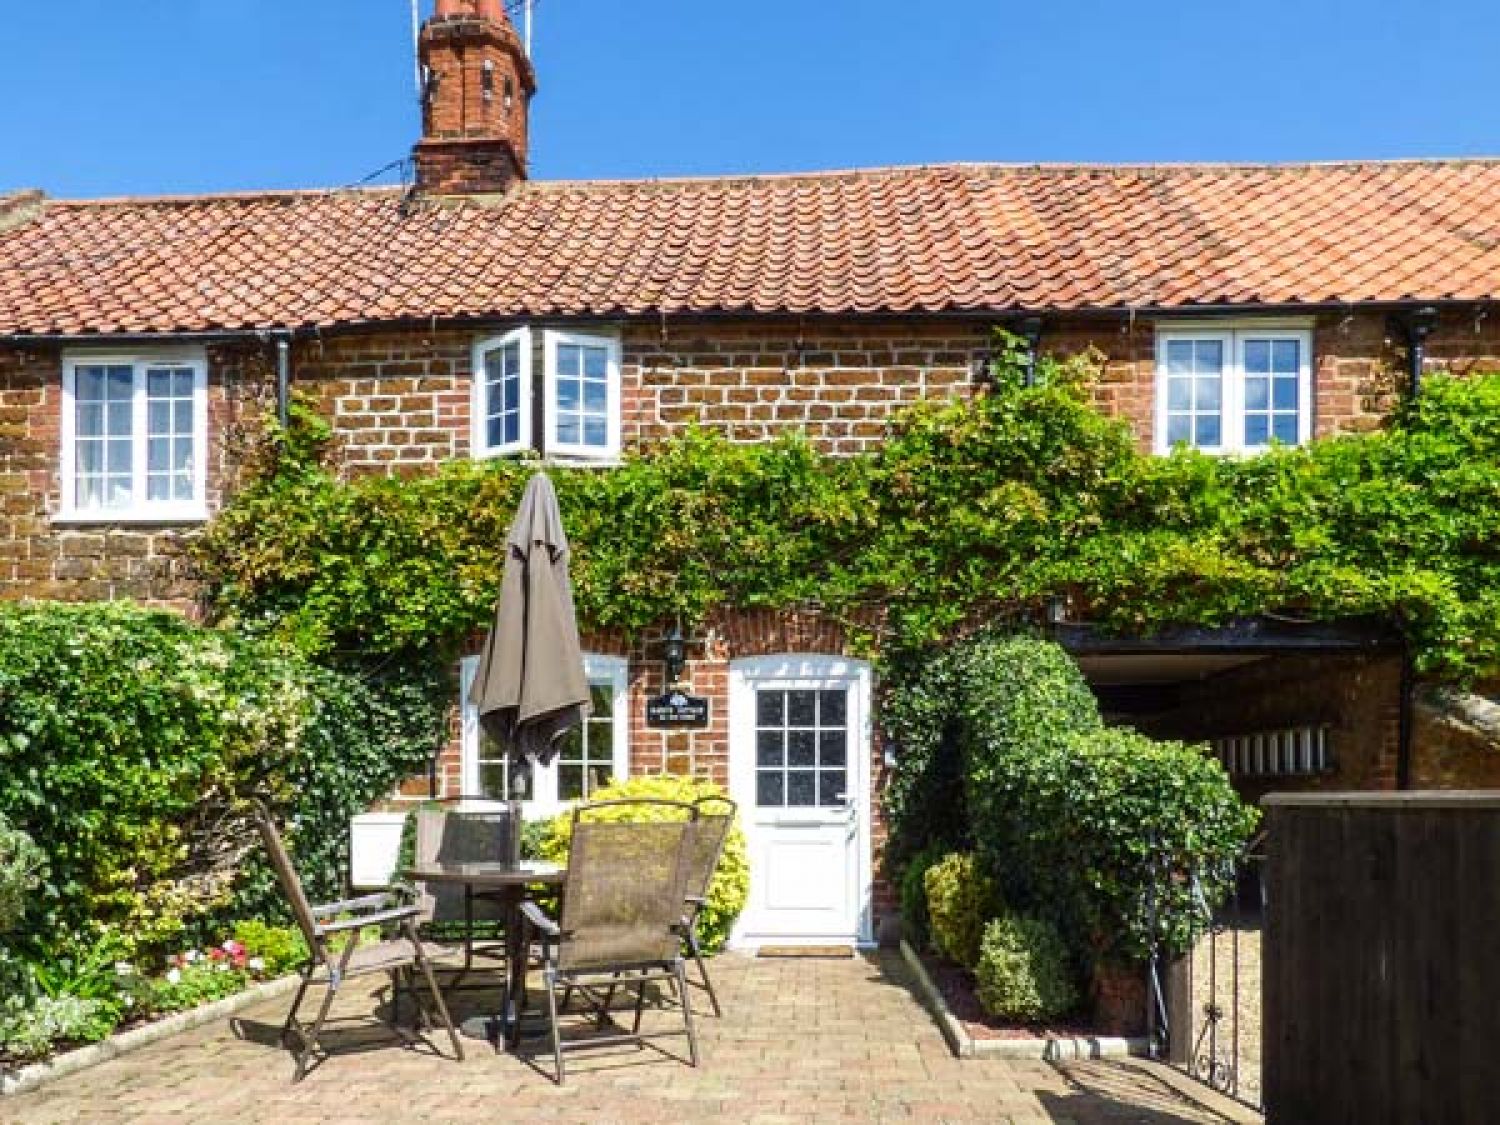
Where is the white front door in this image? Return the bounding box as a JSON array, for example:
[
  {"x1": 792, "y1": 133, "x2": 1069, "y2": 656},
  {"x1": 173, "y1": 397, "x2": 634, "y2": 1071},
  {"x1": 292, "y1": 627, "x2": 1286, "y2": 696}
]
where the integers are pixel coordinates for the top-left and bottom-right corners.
[{"x1": 728, "y1": 656, "x2": 872, "y2": 948}]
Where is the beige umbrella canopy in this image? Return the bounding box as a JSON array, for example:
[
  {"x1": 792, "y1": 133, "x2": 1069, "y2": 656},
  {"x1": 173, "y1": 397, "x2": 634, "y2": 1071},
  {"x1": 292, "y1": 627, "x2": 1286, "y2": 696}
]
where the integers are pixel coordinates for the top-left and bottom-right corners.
[{"x1": 469, "y1": 473, "x2": 590, "y2": 792}]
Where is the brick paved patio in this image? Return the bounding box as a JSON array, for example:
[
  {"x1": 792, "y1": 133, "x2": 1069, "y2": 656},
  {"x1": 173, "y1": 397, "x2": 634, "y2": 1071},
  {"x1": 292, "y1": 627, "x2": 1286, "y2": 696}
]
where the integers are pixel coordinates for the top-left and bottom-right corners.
[{"x1": 5, "y1": 952, "x2": 1243, "y2": 1123}]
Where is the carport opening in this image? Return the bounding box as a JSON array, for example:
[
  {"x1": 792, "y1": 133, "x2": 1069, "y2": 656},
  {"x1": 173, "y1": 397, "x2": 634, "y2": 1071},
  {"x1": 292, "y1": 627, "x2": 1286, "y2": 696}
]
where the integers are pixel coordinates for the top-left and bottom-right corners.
[{"x1": 1058, "y1": 618, "x2": 1409, "y2": 803}]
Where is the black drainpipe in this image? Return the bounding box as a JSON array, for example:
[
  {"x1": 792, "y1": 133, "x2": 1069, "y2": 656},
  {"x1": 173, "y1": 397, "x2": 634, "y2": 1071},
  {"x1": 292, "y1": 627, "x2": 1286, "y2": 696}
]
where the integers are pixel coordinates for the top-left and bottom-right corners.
[
  {"x1": 1392, "y1": 307, "x2": 1438, "y2": 398},
  {"x1": 1018, "y1": 315, "x2": 1045, "y2": 387},
  {"x1": 274, "y1": 333, "x2": 293, "y2": 426}
]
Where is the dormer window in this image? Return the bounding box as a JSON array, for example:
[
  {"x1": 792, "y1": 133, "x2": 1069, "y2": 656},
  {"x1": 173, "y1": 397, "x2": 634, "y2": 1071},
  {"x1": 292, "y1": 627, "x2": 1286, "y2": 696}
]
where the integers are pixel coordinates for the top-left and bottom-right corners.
[
  {"x1": 472, "y1": 328, "x2": 621, "y2": 461},
  {"x1": 59, "y1": 349, "x2": 208, "y2": 522}
]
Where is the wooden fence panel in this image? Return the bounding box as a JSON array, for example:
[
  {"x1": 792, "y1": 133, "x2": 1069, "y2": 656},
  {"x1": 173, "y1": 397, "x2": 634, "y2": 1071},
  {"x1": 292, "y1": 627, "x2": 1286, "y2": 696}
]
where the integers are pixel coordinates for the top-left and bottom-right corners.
[{"x1": 1263, "y1": 794, "x2": 1500, "y2": 1125}]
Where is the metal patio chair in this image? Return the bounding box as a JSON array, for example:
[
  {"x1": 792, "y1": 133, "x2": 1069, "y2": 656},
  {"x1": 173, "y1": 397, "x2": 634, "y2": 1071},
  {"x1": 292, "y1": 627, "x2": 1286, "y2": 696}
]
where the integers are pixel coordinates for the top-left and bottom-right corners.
[
  {"x1": 252, "y1": 802, "x2": 464, "y2": 1081},
  {"x1": 676, "y1": 795, "x2": 737, "y2": 1017},
  {"x1": 411, "y1": 800, "x2": 516, "y2": 979},
  {"x1": 518, "y1": 800, "x2": 701, "y2": 1084}
]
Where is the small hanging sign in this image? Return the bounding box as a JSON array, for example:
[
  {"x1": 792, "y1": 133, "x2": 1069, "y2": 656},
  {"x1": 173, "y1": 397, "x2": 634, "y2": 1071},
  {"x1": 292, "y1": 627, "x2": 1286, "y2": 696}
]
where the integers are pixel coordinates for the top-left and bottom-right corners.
[{"x1": 646, "y1": 688, "x2": 711, "y2": 729}]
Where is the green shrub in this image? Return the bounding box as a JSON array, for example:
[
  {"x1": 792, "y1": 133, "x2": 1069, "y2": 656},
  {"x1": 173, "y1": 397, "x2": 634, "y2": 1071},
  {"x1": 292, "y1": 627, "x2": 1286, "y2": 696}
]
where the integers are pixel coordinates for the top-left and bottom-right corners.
[
  {"x1": 897, "y1": 843, "x2": 946, "y2": 953},
  {"x1": 535, "y1": 774, "x2": 749, "y2": 954},
  {"x1": 0, "y1": 814, "x2": 46, "y2": 934},
  {"x1": 130, "y1": 961, "x2": 247, "y2": 1019},
  {"x1": 231, "y1": 920, "x2": 308, "y2": 977},
  {"x1": 0, "y1": 994, "x2": 118, "y2": 1061},
  {"x1": 0, "y1": 602, "x2": 447, "y2": 960},
  {"x1": 975, "y1": 914, "x2": 1079, "y2": 1022},
  {"x1": 923, "y1": 852, "x2": 996, "y2": 969}
]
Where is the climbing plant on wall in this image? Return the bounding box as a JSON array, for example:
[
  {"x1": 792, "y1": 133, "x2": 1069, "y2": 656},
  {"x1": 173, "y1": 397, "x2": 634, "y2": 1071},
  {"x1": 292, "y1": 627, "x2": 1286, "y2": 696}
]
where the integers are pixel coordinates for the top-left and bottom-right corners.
[{"x1": 193, "y1": 346, "x2": 1500, "y2": 681}]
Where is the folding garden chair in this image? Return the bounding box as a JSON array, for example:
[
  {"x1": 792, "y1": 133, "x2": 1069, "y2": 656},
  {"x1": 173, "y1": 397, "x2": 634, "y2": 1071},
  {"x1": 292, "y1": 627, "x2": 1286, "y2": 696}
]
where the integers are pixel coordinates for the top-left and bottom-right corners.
[
  {"x1": 518, "y1": 800, "x2": 701, "y2": 1084},
  {"x1": 253, "y1": 802, "x2": 464, "y2": 1081},
  {"x1": 676, "y1": 795, "x2": 737, "y2": 1017}
]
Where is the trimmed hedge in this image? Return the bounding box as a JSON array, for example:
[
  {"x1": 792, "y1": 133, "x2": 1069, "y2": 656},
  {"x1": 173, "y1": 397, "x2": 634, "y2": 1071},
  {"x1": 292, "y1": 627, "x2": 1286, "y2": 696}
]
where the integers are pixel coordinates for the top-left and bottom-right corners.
[
  {"x1": 975, "y1": 913, "x2": 1078, "y2": 1022},
  {"x1": 0, "y1": 602, "x2": 448, "y2": 960}
]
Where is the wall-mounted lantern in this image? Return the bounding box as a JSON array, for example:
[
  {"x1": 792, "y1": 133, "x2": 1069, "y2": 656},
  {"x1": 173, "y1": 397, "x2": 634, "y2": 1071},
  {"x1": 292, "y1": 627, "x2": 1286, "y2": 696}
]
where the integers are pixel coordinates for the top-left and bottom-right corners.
[{"x1": 661, "y1": 623, "x2": 687, "y2": 687}]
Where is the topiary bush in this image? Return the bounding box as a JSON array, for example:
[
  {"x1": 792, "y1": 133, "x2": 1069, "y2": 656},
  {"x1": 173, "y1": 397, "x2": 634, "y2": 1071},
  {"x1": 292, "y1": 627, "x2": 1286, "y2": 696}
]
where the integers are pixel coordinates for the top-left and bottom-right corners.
[
  {"x1": 975, "y1": 913, "x2": 1079, "y2": 1022},
  {"x1": 897, "y1": 843, "x2": 947, "y2": 953},
  {"x1": 923, "y1": 852, "x2": 997, "y2": 969},
  {"x1": 534, "y1": 774, "x2": 750, "y2": 953}
]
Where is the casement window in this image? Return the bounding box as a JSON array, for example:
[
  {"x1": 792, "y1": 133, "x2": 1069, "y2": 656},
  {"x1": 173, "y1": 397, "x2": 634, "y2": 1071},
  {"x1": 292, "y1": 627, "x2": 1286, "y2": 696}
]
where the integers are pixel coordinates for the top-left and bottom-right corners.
[
  {"x1": 59, "y1": 350, "x2": 208, "y2": 521},
  {"x1": 471, "y1": 328, "x2": 621, "y2": 461},
  {"x1": 459, "y1": 654, "x2": 628, "y2": 815},
  {"x1": 1154, "y1": 325, "x2": 1313, "y2": 454}
]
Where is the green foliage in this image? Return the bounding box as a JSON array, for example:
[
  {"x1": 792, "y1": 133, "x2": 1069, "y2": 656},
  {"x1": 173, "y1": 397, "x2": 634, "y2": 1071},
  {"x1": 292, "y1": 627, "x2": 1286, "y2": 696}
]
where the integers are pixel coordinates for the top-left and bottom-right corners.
[
  {"x1": 0, "y1": 994, "x2": 117, "y2": 1061},
  {"x1": 975, "y1": 913, "x2": 1079, "y2": 1023},
  {"x1": 0, "y1": 814, "x2": 45, "y2": 935},
  {"x1": 197, "y1": 361, "x2": 1500, "y2": 681},
  {"x1": 0, "y1": 602, "x2": 447, "y2": 960},
  {"x1": 127, "y1": 960, "x2": 247, "y2": 1020},
  {"x1": 891, "y1": 633, "x2": 1257, "y2": 965},
  {"x1": 897, "y1": 843, "x2": 947, "y2": 953},
  {"x1": 923, "y1": 852, "x2": 997, "y2": 969},
  {"x1": 534, "y1": 774, "x2": 749, "y2": 954},
  {"x1": 231, "y1": 920, "x2": 308, "y2": 977}
]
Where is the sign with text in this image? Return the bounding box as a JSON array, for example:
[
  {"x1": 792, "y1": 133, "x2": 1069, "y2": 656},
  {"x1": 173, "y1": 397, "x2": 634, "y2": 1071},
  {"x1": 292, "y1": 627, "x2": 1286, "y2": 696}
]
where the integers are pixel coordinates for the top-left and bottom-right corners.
[{"x1": 646, "y1": 689, "x2": 711, "y2": 729}]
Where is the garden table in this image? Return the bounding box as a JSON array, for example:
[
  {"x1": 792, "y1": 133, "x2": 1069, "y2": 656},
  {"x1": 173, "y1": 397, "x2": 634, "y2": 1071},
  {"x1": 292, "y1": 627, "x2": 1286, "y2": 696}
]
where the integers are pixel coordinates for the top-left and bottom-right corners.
[{"x1": 401, "y1": 859, "x2": 563, "y2": 1049}]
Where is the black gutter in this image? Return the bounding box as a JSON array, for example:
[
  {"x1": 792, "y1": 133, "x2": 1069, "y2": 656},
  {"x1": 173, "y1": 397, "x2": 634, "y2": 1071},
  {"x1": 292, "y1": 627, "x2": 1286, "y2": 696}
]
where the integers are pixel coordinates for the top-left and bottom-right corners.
[
  {"x1": 1389, "y1": 306, "x2": 1439, "y2": 398},
  {"x1": 274, "y1": 332, "x2": 293, "y2": 427}
]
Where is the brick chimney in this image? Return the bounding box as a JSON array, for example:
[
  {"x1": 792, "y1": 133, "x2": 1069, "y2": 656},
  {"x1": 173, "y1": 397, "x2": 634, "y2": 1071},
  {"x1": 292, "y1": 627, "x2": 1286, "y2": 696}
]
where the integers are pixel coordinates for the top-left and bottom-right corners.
[{"x1": 413, "y1": 0, "x2": 536, "y2": 195}]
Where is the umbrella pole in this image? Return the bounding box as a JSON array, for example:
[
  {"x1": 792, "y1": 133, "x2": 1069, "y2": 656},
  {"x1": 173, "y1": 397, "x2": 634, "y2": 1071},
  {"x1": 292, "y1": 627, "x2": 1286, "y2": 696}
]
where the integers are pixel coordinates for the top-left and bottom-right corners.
[{"x1": 508, "y1": 764, "x2": 527, "y2": 867}]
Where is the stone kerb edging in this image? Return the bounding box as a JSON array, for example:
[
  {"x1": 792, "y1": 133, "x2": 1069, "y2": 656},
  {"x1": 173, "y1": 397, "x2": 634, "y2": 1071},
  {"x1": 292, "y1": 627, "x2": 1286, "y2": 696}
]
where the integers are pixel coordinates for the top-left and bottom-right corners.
[
  {"x1": 899, "y1": 939, "x2": 1148, "y2": 1061},
  {"x1": 0, "y1": 973, "x2": 303, "y2": 1097}
]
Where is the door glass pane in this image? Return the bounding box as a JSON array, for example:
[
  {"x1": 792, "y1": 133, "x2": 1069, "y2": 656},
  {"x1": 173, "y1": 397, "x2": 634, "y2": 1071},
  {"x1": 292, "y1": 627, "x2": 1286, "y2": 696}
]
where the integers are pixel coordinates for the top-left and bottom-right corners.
[
  {"x1": 756, "y1": 691, "x2": 784, "y2": 727},
  {"x1": 819, "y1": 771, "x2": 847, "y2": 806},
  {"x1": 756, "y1": 772, "x2": 783, "y2": 807},
  {"x1": 788, "y1": 730, "x2": 816, "y2": 767},
  {"x1": 756, "y1": 730, "x2": 784, "y2": 767},
  {"x1": 819, "y1": 730, "x2": 847, "y2": 767},
  {"x1": 787, "y1": 690, "x2": 816, "y2": 727},
  {"x1": 787, "y1": 771, "x2": 816, "y2": 806}
]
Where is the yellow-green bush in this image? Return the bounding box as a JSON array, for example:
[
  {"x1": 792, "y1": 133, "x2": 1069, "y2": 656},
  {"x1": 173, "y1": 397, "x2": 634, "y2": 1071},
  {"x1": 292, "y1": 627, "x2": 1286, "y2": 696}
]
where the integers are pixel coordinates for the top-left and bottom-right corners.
[
  {"x1": 924, "y1": 852, "x2": 997, "y2": 969},
  {"x1": 975, "y1": 913, "x2": 1078, "y2": 1022},
  {"x1": 534, "y1": 774, "x2": 749, "y2": 953}
]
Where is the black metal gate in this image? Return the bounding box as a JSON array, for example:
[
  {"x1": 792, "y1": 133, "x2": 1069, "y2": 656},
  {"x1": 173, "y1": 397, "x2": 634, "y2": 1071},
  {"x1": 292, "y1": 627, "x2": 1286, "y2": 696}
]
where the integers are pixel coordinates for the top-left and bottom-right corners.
[{"x1": 1148, "y1": 832, "x2": 1266, "y2": 1113}]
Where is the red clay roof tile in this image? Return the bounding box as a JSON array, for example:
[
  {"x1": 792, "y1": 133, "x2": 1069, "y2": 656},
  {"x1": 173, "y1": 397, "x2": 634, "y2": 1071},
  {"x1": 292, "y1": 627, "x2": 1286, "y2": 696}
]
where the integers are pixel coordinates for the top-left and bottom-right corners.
[{"x1": 2, "y1": 161, "x2": 1500, "y2": 334}]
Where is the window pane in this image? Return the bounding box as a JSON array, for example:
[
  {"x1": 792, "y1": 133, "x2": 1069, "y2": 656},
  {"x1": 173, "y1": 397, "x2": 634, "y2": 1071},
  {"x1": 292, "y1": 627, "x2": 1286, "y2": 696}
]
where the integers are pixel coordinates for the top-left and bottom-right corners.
[
  {"x1": 557, "y1": 344, "x2": 583, "y2": 377},
  {"x1": 557, "y1": 417, "x2": 580, "y2": 445},
  {"x1": 583, "y1": 347, "x2": 608, "y2": 380},
  {"x1": 77, "y1": 404, "x2": 102, "y2": 437},
  {"x1": 788, "y1": 730, "x2": 816, "y2": 767},
  {"x1": 1166, "y1": 341, "x2": 1194, "y2": 375},
  {"x1": 173, "y1": 401, "x2": 193, "y2": 434},
  {"x1": 106, "y1": 367, "x2": 132, "y2": 401},
  {"x1": 147, "y1": 475, "x2": 169, "y2": 502},
  {"x1": 1167, "y1": 379, "x2": 1191, "y2": 411},
  {"x1": 487, "y1": 416, "x2": 507, "y2": 449},
  {"x1": 590, "y1": 683, "x2": 614, "y2": 717},
  {"x1": 1166, "y1": 415, "x2": 1191, "y2": 446},
  {"x1": 757, "y1": 730, "x2": 784, "y2": 767},
  {"x1": 787, "y1": 691, "x2": 817, "y2": 727},
  {"x1": 478, "y1": 761, "x2": 510, "y2": 801},
  {"x1": 1272, "y1": 415, "x2": 1299, "y2": 444},
  {"x1": 147, "y1": 401, "x2": 170, "y2": 435},
  {"x1": 107, "y1": 440, "x2": 131, "y2": 473},
  {"x1": 1244, "y1": 415, "x2": 1270, "y2": 447},
  {"x1": 1196, "y1": 377, "x2": 1221, "y2": 411},
  {"x1": 583, "y1": 417, "x2": 607, "y2": 447},
  {"x1": 148, "y1": 438, "x2": 169, "y2": 471},
  {"x1": 1245, "y1": 377, "x2": 1269, "y2": 411},
  {"x1": 583, "y1": 380, "x2": 607, "y2": 413},
  {"x1": 76, "y1": 366, "x2": 104, "y2": 401},
  {"x1": 147, "y1": 368, "x2": 173, "y2": 398},
  {"x1": 819, "y1": 771, "x2": 847, "y2": 807},
  {"x1": 787, "y1": 771, "x2": 816, "y2": 807},
  {"x1": 756, "y1": 690, "x2": 784, "y2": 727},
  {"x1": 558, "y1": 765, "x2": 584, "y2": 802},
  {"x1": 819, "y1": 730, "x2": 847, "y2": 767},
  {"x1": 76, "y1": 440, "x2": 102, "y2": 473},
  {"x1": 1272, "y1": 339, "x2": 1299, "y2": 372},
  {"x1": 1243, "y1": 340, "x2": 1270, "y2": 374},
  {"x1": 1273, "y1": 378, "x2": 1298, "y2": 410},
  {"x1": 107, "y1": 402, "x2": 132, "y2": 435},
  {"x1": 756, "y1": 772, "x2": 784, "y2": 808},
  {"x1": 1195, "y1": 416, "x2": 1221, "y2": 447},
  {"x1": 819, "y1": 690, "x2": 847, "y2": 726},
  {"x1": 556, "y1": 378, "x2": 580, "y2": 412},
  {"x1": 1197, "y1": 340, "x2": 1223, "y2": 370}
]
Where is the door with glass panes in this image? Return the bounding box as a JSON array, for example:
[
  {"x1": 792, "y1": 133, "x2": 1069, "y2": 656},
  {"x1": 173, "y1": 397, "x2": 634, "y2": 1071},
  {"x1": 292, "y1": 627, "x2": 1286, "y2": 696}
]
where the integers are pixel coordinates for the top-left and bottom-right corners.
[{"x1": 728, "y1": 656, "x2": 872, "y2": 946}]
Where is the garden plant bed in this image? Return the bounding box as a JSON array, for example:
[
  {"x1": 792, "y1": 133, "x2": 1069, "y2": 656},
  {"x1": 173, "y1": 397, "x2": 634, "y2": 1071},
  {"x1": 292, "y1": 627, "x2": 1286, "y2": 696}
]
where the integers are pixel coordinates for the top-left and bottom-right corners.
[{"x1": 900, "y1": 940, "x2": 1149, "y2": 1060}]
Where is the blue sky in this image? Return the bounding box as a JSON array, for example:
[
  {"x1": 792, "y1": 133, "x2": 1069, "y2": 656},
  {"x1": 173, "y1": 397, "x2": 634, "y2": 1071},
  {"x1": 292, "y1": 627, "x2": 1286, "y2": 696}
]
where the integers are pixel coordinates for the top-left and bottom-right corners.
[{"x1": 4, "y1": 0, "x2": 1498, "y2": 198}]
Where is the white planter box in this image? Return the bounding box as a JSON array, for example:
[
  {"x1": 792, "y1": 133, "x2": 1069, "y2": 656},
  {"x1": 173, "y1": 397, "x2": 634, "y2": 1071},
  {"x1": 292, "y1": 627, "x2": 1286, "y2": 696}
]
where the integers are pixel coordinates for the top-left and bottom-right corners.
[{"x1": 349, "y1": 812, "x2": 407, "y2": 890}]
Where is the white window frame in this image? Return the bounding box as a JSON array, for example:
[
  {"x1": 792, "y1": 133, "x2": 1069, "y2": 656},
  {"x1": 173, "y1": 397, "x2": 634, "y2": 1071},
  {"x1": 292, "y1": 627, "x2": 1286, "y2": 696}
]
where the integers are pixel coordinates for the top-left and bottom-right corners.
[
  {"x1": 471, "y1": 327, "x2": 533, "y2": 459},
  {"x1": 459, "y1": 653, "x2": 629, "y2": 817},
  {"x1": 542, "y1": 329, "x2": 622, "y2": 461},
  {"x1": 58, "y1": 348, "x2": 209, "y2": 523},
  {"x1": 1154, "y1": 322, "x2": 1314, "y2": 455}
]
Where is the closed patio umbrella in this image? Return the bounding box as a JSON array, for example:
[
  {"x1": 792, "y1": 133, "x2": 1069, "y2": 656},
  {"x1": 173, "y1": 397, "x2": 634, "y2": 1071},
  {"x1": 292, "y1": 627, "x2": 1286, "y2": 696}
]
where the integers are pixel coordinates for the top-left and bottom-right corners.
[{"x1": 469, "y1": 472, "x2": 590, "y2": 858}]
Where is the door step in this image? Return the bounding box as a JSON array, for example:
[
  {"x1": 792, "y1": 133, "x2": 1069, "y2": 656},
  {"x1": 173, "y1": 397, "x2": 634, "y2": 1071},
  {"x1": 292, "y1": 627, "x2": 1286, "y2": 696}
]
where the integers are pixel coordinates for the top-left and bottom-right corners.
[{"x1": 755, "y1": 945, "x2": 856, "y2": 959}]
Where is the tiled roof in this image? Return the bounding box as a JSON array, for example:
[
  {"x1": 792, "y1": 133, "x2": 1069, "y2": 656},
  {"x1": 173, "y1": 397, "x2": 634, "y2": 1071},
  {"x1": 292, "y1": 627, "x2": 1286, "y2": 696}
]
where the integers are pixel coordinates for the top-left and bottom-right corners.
[{"x1": 2, "y1": 161, "x2": 1500, "y2": 335}]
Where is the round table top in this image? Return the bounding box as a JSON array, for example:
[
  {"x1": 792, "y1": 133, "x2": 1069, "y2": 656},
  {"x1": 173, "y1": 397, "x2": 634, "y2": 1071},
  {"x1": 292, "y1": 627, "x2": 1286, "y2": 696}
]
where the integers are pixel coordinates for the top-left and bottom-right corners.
[{"x1": 402, "y1": 860, "x2": 563, "y2": 887}]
